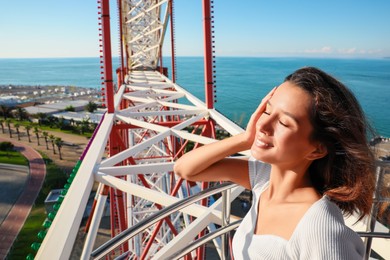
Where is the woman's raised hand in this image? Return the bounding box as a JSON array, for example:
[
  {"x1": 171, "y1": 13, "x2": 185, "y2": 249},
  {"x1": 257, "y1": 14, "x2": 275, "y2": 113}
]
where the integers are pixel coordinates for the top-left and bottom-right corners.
[{"x1": 243, "y1": 87, "x2": 277, "y2": 147}]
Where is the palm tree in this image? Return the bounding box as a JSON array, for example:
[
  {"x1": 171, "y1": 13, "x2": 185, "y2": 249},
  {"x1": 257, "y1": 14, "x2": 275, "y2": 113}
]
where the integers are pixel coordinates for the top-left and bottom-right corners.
[
  {"x1": 0, "y1": 105, "x2": 12, "y2": 120},
  {"x1": 36, "y1": 112, "x2": 47, "y2": 126},
  {"x1": 49, "y1": 134, "x2": 56, "y2": 154},
  {"x1": 0, "y1": 119, "x2": 4, "y2": 133},
  {"x1": 5, "y1": 119, "x2": 12, "y2": 138},
  {"x1": 33, "y1": 126, "x2": 40, "y2": 146},
  {"x1": 57, "y1": 117, "x2": 65, "y2": 129},
  {"x1": 79, "y1": 118, "x2": 90, "y2": 134},
  {"x1": 14, "y1": 123, "x2": 21, "y2": 141},
  {"x1": 42, "y1": 131, "x2": 49, "y2": 150},
  {"x1": 85, "y1": 101, "x2": 98, "y2": 113},
  {"x1": 25, "y1": 125, "x2": 32, "y2": 142},
  {"x1": 15, "y1": 107, "x2": 28, "y2": 121},
  {"x1": 47, "y1": 116, "x2": 57, "y2": 128},
  {"x1": 54, "y1": 137, "x2": 63, "y2": 159}
]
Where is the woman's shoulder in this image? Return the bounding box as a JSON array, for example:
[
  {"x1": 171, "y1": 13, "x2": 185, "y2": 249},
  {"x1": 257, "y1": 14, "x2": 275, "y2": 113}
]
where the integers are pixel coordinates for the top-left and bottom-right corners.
[
  {"x1": 248, "y1": 157, "x2": 271, "y2": 189},
  {"x1": 297, "y1": 197, "x2": 357, "y2": 235},
  {"x1": 289, "y1": 197, "x2": 365, "y2": 258}
]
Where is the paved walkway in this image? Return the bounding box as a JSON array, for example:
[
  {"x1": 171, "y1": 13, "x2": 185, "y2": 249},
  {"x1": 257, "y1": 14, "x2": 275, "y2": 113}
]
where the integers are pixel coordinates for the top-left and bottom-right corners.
[
  {"x1": 0, "y1": 137, "x2": 46, "y2": 259},
  {"x1": 0, "y1": 163, "x2": 29, "y2": 225}
]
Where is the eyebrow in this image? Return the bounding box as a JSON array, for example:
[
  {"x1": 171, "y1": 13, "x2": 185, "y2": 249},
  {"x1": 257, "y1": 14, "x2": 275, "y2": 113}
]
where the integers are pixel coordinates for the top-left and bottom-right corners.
[{"x1": 267, "y1": 101, "x2": 300, "y2": 124}]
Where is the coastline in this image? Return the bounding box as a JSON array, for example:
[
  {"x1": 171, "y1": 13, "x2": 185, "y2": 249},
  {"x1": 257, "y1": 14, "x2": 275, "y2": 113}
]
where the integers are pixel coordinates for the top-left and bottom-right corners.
[{"x1": 0, "y1": 84, "x2": 101, "y2": 106}]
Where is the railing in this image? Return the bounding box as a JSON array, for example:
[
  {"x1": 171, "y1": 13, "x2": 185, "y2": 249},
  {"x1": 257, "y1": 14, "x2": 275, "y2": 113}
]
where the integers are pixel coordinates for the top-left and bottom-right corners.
[
  {"x1": 91, "y1": 161, "x2": 390, "y2": 260},
  {"x1": 361, "y1": 160, "x2": 390, "y2": 260},
  {"x1": 91, "y1": 182, "x2": 238, "y2": 259},
  {"x1": 166, "y1": 220, "x2": 241, "y2": 260}
]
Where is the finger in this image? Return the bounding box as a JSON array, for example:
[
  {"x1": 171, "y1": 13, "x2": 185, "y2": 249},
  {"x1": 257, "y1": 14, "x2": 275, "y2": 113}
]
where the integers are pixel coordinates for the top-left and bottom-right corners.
[{"x1": 253, "y1": 86, "x2": 278, "y2": 114}]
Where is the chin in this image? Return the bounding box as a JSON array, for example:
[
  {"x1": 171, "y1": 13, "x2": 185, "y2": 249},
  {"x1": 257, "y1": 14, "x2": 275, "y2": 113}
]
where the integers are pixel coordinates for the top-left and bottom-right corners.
[{"x1": 250, "y1": 149, "x2": 271, "y2": 163}]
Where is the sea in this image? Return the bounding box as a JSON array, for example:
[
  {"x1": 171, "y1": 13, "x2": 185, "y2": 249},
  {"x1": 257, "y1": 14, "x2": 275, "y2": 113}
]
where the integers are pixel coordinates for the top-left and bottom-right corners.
[{"x1": 0, "y1": 57, "x2": 389, "y2": 137}]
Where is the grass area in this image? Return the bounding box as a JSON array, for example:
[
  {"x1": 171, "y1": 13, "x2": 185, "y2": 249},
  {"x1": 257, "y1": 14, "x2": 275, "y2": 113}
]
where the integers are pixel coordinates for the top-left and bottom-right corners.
[
  {"x1": 8, "y1": 118, "x2": 93, "y2": 138},
  {"x1": 7, "y1": 152, "x2": 68, "y2": 260},
  {"x1": 0, "y1": 150, "x2": 28, "y2": 166},
  {"x1": 37, "y1": 124, "x2": 93, "y2": 138},
  {"x1": 7, "y1": 207, "x2": 46, "y2": 259}
]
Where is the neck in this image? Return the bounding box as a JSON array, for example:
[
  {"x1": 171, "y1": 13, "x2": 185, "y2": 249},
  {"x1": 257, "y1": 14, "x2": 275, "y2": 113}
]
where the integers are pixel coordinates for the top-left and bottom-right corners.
[{"x1": 266, "y1": 162, "x2": 315, "y2": 202}]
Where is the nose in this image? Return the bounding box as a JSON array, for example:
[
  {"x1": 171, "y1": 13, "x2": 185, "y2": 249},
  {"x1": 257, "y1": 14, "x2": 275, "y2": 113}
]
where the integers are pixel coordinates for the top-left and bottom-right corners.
[{"x1": 257, "y1": 114, "x2": 274, "y2": 136}]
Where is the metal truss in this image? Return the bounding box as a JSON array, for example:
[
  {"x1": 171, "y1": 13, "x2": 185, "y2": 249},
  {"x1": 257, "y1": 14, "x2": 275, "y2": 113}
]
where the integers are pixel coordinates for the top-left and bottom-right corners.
[
  {"x1": 36, "y1": 69, "x2": 248, "y2": 259},
  {"x1": 121, "y1": 0, "x2": 170, "y2": 70}
]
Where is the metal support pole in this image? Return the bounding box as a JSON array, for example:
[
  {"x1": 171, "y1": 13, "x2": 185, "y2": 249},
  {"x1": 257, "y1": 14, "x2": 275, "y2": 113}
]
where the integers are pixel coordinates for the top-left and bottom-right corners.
[
  {"x1": 363, "y1": 163, "x2": 384, "y2": 260},
  {"x1": 80, "y1": 191, "x2": 108, "y2": 260},
  {"x1": 202, "y1": 0, "x2": 214, "y2": 109},
  {"x1": 221, "y1": 188, "x2": 231, "y2": 260},
  {"x1": 117, "y1": 0, "x2": 125, "y2": 85},
  {"x1": 169, "y1": 0, "x2": 176, "y2": 83},
  {"x1": 101, "y1": 0, "x2": 115, "y2": 113}
]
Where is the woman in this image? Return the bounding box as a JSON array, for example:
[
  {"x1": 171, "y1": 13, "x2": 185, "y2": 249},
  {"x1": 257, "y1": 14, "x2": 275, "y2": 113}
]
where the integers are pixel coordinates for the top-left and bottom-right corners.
[{"x1": 174, "y1": 67, "x2": 375, "y2": 259}]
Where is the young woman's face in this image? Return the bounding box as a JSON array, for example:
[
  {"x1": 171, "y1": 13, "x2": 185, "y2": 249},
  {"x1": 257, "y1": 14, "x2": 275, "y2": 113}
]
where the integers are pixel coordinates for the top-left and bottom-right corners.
[{"x1": 251, "y1": 81, "x2": 319, "y2": 170}]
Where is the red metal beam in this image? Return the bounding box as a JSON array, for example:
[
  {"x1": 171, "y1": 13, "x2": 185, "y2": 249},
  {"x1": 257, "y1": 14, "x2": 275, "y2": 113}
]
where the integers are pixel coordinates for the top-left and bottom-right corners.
[
  {"x1": 202, "y1": 0, "x2": 215, "y2": 109},
  {"x1": 117, "y1": 0, "x2": 125, "y2": 86},
  {"x1": 169, "y1": 0, "x2": 176, "y2": 82},
  {"x1": 101, "y1": 0, "x2": 115, "y2": 113}
]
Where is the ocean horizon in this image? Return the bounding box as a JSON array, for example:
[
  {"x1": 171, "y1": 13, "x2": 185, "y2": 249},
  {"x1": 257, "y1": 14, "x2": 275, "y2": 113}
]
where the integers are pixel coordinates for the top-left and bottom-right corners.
[{"x1": 0, "y1": 56, "x2": 389, "y2": 137}]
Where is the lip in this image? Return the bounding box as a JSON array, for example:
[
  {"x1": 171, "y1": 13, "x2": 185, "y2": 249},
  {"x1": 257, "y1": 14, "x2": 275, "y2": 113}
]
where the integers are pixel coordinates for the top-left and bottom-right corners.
[{"x1": 254, "y1": 136, "x2": 273, "y2": 148}]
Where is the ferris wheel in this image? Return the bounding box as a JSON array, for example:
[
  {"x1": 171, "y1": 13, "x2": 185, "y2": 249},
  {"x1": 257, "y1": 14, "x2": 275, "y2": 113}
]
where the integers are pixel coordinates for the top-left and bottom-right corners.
[{"x1": 35, "y1": 0, "x2": 246, "y2": 259}]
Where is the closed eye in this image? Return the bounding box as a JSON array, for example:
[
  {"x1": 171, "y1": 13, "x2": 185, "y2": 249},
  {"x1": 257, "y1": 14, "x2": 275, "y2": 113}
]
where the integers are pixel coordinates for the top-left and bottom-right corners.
[
  {"x1": 279, "y1": 120, "x2": 288, "y2": 127},
  {"x1": 264, "y1": 111, "x2": 271, "y2": 115}
]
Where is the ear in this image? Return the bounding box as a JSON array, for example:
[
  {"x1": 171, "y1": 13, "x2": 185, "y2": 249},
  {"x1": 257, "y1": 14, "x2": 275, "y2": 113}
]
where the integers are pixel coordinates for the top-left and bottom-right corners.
[{"x1": 306, "y1": 143, "x2": 328, "y2": 161}]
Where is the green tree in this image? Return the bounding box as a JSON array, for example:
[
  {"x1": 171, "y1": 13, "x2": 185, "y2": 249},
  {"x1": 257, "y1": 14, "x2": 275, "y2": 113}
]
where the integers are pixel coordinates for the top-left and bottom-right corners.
[
  {"x1": 49, "y1": 134, "x2": 56, "y2": 154},
  {"x1": 36, "y1": 112, "x2": 47, "y2": 125},
  {"x1": 0, "y1": 105, "x2": 12, "y2": 120},
  {"x1": 5, "y1": 118, "x2": 12, "y2": 138},
  {"x1": 24, "y1": 125, "x2": 32, "y2": 142},
  {"x1": 42, "y1": 131, "x2": 49, "y2": 150},
  {"x1": 0, "y1": 141, "x2": 14, "y2": 151},
  {"x1": 33, "y1": 126, "x2": 40, "y2": 146},
  {"x1": 54, "y1": 137, "x2": 63, "y2": 160},
  {"x1": 47, "y1": 116, "x2": 58, "y2": 128},
  {"x1": 57, "y1": 117, "x2": 65, "y2": 129},
  {"x1": 85, "y1": 101, "x2": 98, "y2": 113},
  {"x1": 14, "y1": 123, "x2": 21, "y2": 141},
  {"x1": 79, "y1": 118, "x2": 90, "y2": 134},
  {"x1": 0, "y1": 119, "x2": 4, "y2": 133},
  {"x1": 14, "y1": 107, "x2": 28, "y2": 121},
  {"x1": 64, "y1": 105, "x2": 75, "y2": 112},
  {"x1": 0, "y1": 141, "x2": 14, "y2": 157}
]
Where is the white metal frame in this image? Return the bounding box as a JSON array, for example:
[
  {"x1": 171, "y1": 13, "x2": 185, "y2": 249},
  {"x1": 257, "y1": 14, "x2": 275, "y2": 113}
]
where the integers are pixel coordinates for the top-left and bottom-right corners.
[
  {"x1": 122, "y1": 0, "x2": 169, "y2": 70},
  {"x1": 36, "y1": 70, "x2": 248, "y2": 259}
]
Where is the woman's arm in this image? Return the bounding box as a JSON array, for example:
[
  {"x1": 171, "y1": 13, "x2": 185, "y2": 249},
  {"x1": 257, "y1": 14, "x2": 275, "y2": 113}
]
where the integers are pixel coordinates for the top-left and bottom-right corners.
[
  {"x1": 174, "y1": 133, "x2": 252, "y2": 188},
  {"x1": 174, "y1": 87, "x2": 276, "y2": 189}
]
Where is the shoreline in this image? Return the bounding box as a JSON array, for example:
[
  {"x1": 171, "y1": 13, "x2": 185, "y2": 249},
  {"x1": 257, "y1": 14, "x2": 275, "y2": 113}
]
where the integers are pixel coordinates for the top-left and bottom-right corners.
[{"x1": 0, "y1": 84, "x2": 101, "y2": 106}]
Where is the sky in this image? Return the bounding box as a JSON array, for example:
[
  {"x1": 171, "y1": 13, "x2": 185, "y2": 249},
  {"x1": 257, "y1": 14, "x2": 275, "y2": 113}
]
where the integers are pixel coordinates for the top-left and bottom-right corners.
[{"x1": 0, "y1": 0, "x2": 389, "y2": 59}]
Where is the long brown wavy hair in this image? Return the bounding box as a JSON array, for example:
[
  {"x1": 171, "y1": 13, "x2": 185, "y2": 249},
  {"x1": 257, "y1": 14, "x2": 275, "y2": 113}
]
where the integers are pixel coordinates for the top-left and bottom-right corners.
[{"x1": 285, "y1": 67, "x2": 376, "y2": 220}]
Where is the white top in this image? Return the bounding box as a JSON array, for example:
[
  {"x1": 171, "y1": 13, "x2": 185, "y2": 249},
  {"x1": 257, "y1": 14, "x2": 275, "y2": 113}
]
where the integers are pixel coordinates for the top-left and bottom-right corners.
[{"x1": 232, "y1": 158, "x2": 365, "y2": 259}]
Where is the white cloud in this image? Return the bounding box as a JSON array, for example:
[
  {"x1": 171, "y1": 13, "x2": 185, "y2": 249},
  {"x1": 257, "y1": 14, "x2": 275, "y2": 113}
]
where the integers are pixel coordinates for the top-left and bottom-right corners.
[
  {"x1": 304, "y1": 46, "x2": 333, "y2": 54},
  {"x1": 300, "y1": 46, "x2": 385, "y2": 57},
  {"x1": 338, "y1": 48, "x2": 357, "y2": 54}
]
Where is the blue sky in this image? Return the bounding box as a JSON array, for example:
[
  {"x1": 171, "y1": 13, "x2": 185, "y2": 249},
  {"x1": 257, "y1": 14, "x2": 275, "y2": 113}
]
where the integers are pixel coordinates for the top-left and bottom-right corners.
[{"x1": 1, "y1": 0, "x2": 389, "y2": 58}]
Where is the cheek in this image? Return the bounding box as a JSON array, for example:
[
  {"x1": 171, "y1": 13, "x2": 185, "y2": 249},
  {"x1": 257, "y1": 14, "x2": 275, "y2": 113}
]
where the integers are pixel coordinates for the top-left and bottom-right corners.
[
  {"x1": 273, "y1": 125, "x2": 289, "y2": 140},
  {"x1": 273, "y1": 127, "x2": 307, "y2": 152}
]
